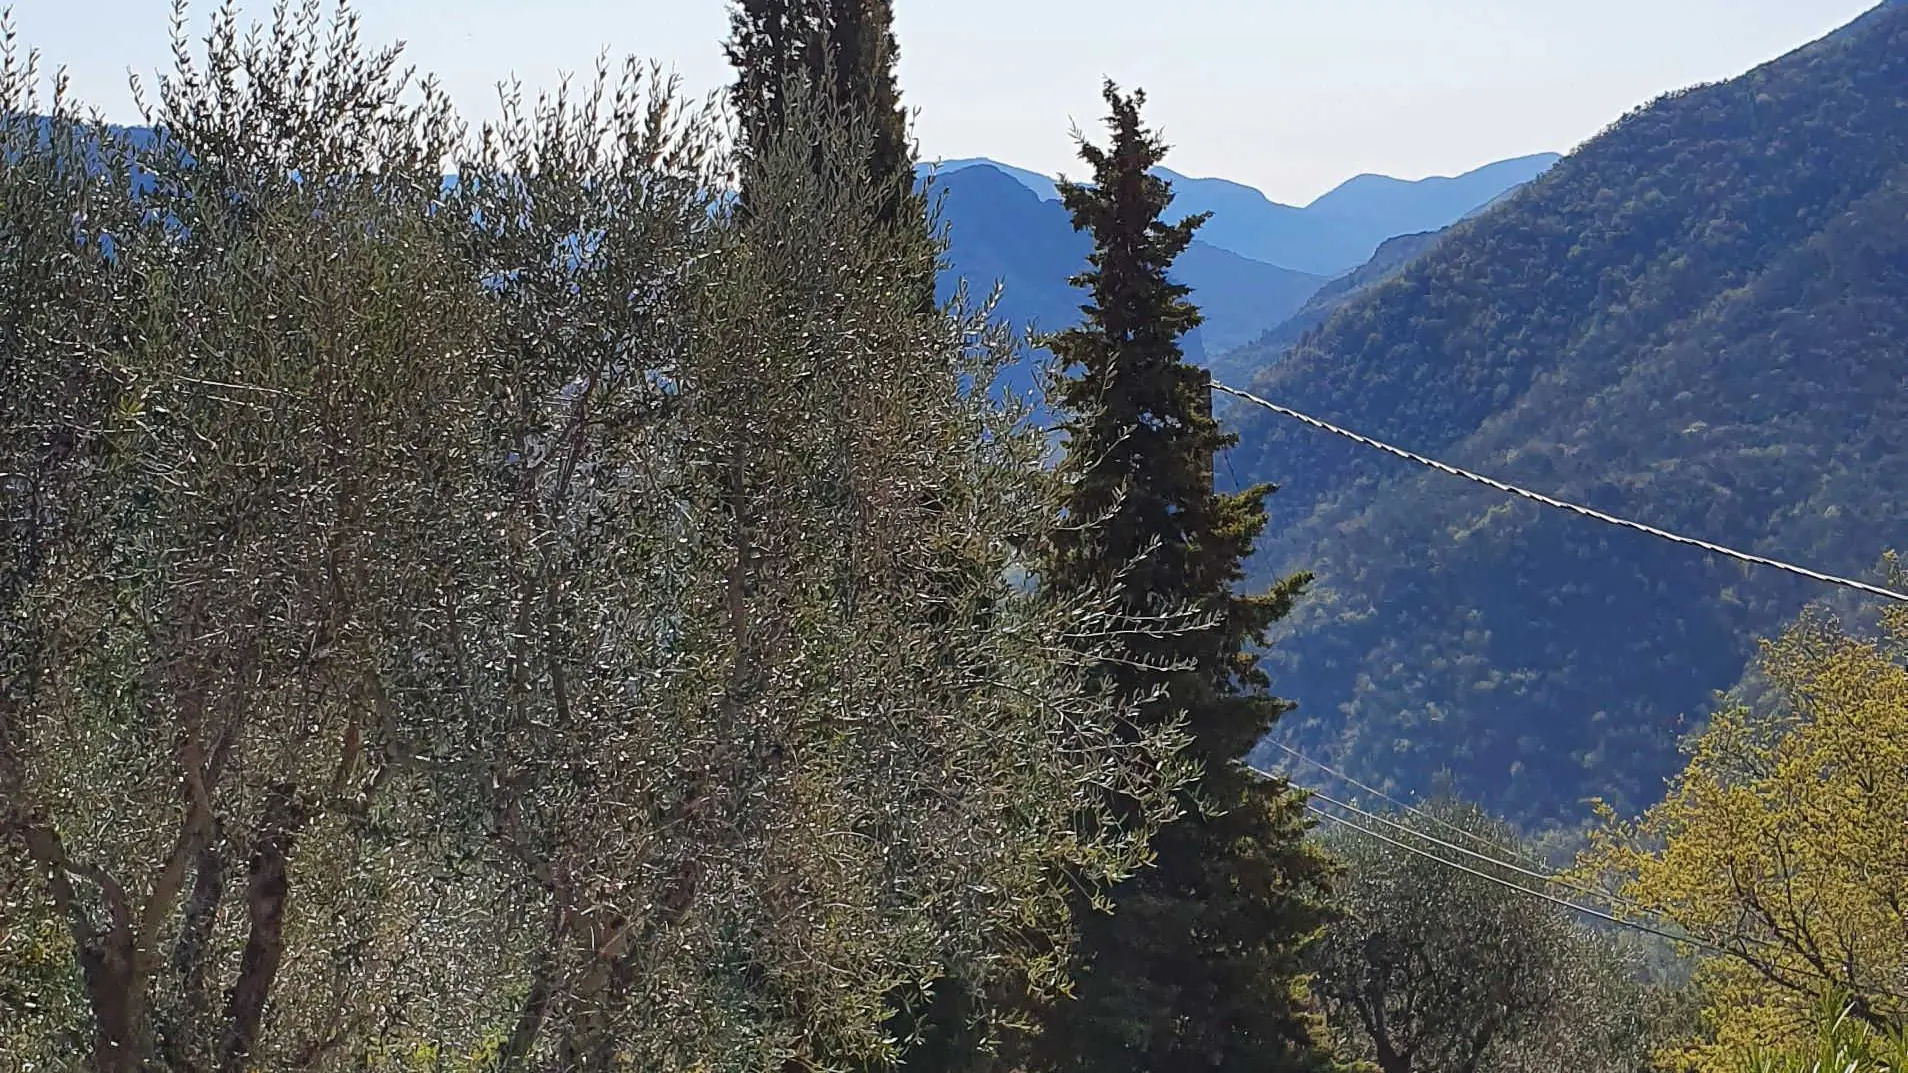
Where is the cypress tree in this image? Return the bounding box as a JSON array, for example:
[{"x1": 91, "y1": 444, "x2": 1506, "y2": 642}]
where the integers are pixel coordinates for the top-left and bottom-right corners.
[
  {"x1": 822, "y1": 0, "x2": 915, "y2": 230},
  {"x1": 727, "y1": 0, "x2": 920, "y2": 231},
  {"x1": 1035, "y1": 81, "x2": 1345, "y2": 1073}
]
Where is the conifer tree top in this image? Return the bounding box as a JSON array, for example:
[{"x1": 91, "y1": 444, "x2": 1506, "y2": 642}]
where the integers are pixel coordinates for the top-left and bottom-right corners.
[
  {"x1": 1044, "y1": 81, "x2": 1238, "y2": 611},
  {"x1": 1055, "y1": 81, "x2": 1207, "y2": 354},
  {"x1": 726, "y1": 0, "x2": 916, "y2": 228}
]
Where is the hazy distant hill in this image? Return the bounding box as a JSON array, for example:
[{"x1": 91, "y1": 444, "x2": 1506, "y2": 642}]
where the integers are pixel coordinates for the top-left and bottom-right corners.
[
  {"x1": 1209, "y1": 228, "x2": 1448, "y2": 387},
  {"x1": 1303, "y1": 156, "x2": 1562, "y2": 232},
  {"x1": 925, "y1": 163, "x2": 1326, "y2": 394},
  {"x1": 926, "y1": 152, "x2": 1559, "y2": 276},
  {"x1": 1223, "y1": 0, "x2": 1908, "y2": 826},
  {"x1": 933, "y1": 156, "x2": 1060, "y2": 201},
  {"x1": 1167, "y1": 154, "x2": 1559, "y2": 275}
]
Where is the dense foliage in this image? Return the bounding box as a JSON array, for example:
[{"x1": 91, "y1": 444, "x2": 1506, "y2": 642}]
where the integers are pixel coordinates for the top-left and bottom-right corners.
[
  {"x1": 1311, "y1": 797, "x2": 1689, "y2": 1073},
  {"x1": 1029, "y1": 81, "x2": 1341, "y2": 1073},
  {"x1": 1223, "y1": 0, "x2": 1908, "y2": 826},
  {"x1": 729, "y1": 0, "x2": 915, "y2": 233},
  {"x1": 1738, "y1": 995, "x2": 1908, "y2": 1073},
  {"x1": 1579, "y1": 594, "x2": 1908, "y2": 1071},
  {"x1": 0, "y1": 5, "x2": 1195, "y2": 1068}
]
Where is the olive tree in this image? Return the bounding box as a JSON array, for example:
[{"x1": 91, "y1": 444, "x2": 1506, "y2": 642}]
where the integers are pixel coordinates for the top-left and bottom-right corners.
[
  {"x1": 439, "y1": 68, "x2": 1196, "y2": 1069},
  {"x1": 2, "y1": 4, "x2": 505, "y2": 1068},
  {"x1": 1310, "y1": 798, "x2": 1673, "y2": 1073},
  {"x1": 2, "y1": 4, "x2": 1194, "y2": 1070}
]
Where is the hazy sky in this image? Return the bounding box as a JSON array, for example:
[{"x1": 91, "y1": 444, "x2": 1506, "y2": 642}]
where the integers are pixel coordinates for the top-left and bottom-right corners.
[{"x1": 12, "y1": 0, "x2": 1880, "y2": 205}]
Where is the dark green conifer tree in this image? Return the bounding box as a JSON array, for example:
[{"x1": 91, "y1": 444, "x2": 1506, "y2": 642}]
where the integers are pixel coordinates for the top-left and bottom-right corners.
[
  {"x1": 821, "y1": 0, "x2": 914, "y2": 229},
  {"x1": 726, "y1": 0, "x2": 921, "y2": 236},
  {"x1": 1035, "y1": 81, "x2": 1346, "y2": 1073}
]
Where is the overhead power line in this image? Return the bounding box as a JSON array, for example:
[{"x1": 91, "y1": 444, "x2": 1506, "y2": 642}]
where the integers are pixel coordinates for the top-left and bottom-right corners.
[
  {"x1": 1210, "y1": 381, "x2": 1908, "y2": 605},
  {"x1": 1292, "y1": 777, "x2": 1709, "y2": 929},
  {"x1": 1257, "y1": 752, "x2": 1825, "y2": 958},
  {"x1": 1295, "y1": 797, "x2": 1908, "y2": 1008},
  {"x1": 1272, "y1": 756, "x2": 1908, "y2": 983},
  {"x1": 1296, "y1": 795, "x2": 1723, "y2": 951},
  {"x1": 1261, "y1": 739, "x2": 1552, "y2": 869},
  {"x1": 1250, "y1": 761, "x2": 1705, "y2": 942}
]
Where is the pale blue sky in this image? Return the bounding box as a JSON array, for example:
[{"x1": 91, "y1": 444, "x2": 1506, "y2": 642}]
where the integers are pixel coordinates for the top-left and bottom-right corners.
[{"x1": 11, "y1": 0, "x2": 1880, "y2": 204}]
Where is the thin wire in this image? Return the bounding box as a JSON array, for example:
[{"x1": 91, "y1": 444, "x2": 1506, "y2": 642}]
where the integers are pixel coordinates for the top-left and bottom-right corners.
[
  {"x1": 1262, "y1": 739, "x2": 1551, "y2": 869},
  {"x1": 1265, "y1": 760, "x2": 1898, "y2": 975},
  {"x1": 1211, "y1": 381, "x2": 1908, "y2": 605},
  {"x1": 1297, "y1": 772, "x2": 1908, "y2": 994},
  {"x1": 1256, "y1": 761, "x2": 1686, "y2": 927},
  {"x1": 1301, "y1": 803, "x2": 1908, "y2": 1007},
  {"x1": 1301, "y1": 801, "x2": 1718, "y2": 948},
  {"x1": 1287, "y1": 775, "x2": 1717, "y2": 930}
]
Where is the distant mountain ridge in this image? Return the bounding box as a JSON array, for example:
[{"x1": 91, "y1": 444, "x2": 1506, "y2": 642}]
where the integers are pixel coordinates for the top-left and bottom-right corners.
[
  {"x1": 919, "y1": 149, "x2": 1558, "y2": 410},
  {"x1": 931, "y1": 157, "x2": 1061, "y2": 201},
  {"x1": 922, "y1": 152, "x2": 1560, "y2": 276},
  {"x1": 925, "y1": 163, "x2": 1327, "y2": 400},
  {"x1": 1221, "y1": 0, "x2": 1908, "y2": 827}
]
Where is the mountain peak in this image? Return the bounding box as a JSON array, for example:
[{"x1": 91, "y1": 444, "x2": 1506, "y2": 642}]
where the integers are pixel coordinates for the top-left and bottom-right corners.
[
  {"x1": 918, "y1": 157, "x2": 1058, "y2": 202},
  {"x1": 1153, "y1": 167, "x2": 1297, "y2": 209},
  {"x1": 1303, "y1": 153, "x2": 1563, "y2": 218}
]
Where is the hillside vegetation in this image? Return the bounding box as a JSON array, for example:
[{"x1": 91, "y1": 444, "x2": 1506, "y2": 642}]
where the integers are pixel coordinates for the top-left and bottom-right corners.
[
  {"x1": 1209, "y1": 228, "x2": 1446, "y2": 386},
  {"x1": 1225, "y1": 0, "x2": 1908, "y2": 825}
]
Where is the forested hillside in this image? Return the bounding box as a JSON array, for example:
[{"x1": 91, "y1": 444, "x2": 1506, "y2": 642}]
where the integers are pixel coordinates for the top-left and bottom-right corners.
[
  {"x1": 1225, "y1": 0, "x2": 1908, "y2": 825},
  {"x1": 1208, "y1": 228, "x2": 1445, "y2": 386}
]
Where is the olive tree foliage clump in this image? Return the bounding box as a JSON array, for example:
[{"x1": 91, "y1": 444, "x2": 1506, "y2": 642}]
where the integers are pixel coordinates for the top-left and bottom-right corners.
[
  {"x1": 1309, "y1": 799, "x2": 1678, "y2": 1073},
  {"x1": 0, "y1": 4, "x2": 1192, "y2": 1070},
  {"x1": 1, "y1": 7, "x2": 503, "y2": 1070},
  {"x1": 444, "y1": 65, "x2": 1195, "y2": 1073}
]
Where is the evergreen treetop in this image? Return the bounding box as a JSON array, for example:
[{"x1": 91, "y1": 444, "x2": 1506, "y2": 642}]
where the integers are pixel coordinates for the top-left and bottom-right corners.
[
  {"x1": 1045, "y1": 81, "x2": 1305, "y2": 763},
  {"x1": 726, "y1": 0, "x2": 918, "y2": 232}
]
